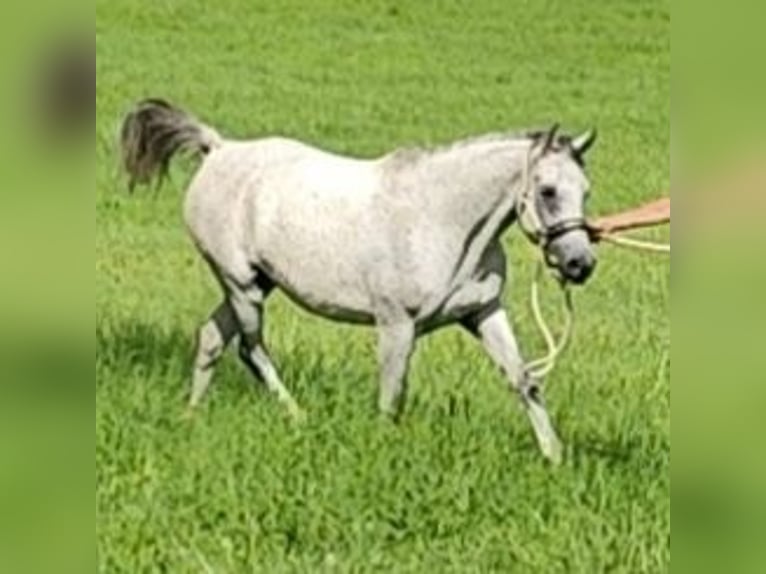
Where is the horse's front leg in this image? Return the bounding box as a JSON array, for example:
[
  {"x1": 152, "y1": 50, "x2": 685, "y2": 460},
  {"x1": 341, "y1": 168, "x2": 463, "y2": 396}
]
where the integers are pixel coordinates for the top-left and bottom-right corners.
[
  {"x1": 375, "y1": 320, "x2": 416, "y2": 420},
  {"x1": 463, "y1": 304, "x2": 563, "y2": 464}
]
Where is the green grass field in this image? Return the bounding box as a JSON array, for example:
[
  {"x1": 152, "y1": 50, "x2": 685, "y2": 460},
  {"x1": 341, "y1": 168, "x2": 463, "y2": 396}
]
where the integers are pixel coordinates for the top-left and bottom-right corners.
[{"x1": 96, "y1": 1, "x2": 670, "y2": 571}]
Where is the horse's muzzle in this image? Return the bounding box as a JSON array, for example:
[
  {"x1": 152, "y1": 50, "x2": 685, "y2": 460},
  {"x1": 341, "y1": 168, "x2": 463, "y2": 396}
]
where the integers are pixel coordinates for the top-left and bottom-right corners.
[{"x1": 560, "y1": 252, "x2": 596, "y2": 284}]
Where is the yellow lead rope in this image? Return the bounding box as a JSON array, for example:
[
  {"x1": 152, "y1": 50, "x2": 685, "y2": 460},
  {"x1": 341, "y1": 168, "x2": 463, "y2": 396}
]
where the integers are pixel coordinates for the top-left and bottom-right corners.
[
  {"x1": 525, "y1": 231, "x2": 670, "y2": 381},
  {"x1": 525, "y1": 262, "x2": 574, "y2": 380},
  {"x1": 599, "y1": 232, "x2": 671, "y2": 253}
]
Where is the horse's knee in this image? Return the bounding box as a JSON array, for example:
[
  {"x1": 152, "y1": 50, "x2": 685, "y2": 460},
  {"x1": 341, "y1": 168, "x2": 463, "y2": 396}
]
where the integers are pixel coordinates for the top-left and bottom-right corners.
[{"x1": 196, "y1": 321, "x2": 225, "y2": 366}]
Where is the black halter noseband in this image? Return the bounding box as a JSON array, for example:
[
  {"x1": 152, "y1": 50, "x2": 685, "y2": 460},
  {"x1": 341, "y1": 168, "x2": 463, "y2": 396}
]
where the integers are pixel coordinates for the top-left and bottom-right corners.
[
  {"x1": 540, "y1": 217, "x2": 589, "y2": 247},
  {"x1": 519, "y1": 216, "x2": 589, "y2": 269},
  {"x1": 520, "y1": 216, "x2": 588, "y2": 248}
]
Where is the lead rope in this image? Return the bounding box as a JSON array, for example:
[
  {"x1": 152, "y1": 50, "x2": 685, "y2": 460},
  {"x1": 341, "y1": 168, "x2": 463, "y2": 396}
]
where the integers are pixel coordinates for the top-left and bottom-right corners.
[
  {"x1": 516, "y1": 144, "x2": 574, "y2": 380},
  {"x1": 524, "y1": 230, "x2": 670, "y2": 381},
  {"x1": 598, "y1": 232, "x2": 671, "y2": 253},
  {"x1": 525, "y1": 262, "x2": 574, "y2": 379}
]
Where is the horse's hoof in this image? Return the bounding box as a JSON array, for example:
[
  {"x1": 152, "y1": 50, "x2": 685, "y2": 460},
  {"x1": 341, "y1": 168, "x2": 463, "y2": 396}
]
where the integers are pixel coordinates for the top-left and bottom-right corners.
[
  {"x1": 541, "y1": 438, "x2": 564, "y2": 466},
  {"x1": 287, "y1": 403, "x2": 307, "y2": 424},
  {"x1": 181, "y1": 406, "x2": 197, "y2": 422},
  {"x1": 378, "y1": 408, "x2": 403, "y2": 426}
]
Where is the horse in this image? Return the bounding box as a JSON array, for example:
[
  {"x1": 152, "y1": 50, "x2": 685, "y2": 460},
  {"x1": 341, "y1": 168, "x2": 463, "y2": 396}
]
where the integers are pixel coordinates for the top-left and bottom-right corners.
[{"x1": 120, "y1": 99, "x2": 598, "y2": 463}]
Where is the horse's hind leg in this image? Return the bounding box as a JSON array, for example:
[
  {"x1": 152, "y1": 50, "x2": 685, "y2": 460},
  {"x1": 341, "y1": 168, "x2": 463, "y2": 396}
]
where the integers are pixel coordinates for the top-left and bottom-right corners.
[
  {"x1": 463, "y1": 304, "x2": 563, "y2": 464},
  {"x1": 225, "y1": 275, "x2": 302, "y2": 419},
  {"x1": 189, "y1": 301, "x2": 238, "y2": 409}
]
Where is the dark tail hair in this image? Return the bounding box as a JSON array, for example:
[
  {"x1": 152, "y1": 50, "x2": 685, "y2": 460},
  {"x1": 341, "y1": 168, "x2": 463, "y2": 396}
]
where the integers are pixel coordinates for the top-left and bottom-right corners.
[{"x1": 120, "y1": 98, "x2": 222, "y2": 190}]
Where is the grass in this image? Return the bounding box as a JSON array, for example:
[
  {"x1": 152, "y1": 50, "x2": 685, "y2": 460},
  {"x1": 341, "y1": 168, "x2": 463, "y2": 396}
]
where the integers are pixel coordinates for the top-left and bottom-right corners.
[{"x1": 96, "y1": 1, "x2": 670, "y2": 571}]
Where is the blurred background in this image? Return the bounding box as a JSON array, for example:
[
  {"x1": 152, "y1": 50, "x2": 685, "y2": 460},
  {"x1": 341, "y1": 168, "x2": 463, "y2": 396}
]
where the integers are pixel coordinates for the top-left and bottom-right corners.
[
  {"x1": 675, "y1": 2, "x2": 766, "y2": 572},
  {"x1": 0, "y1": 1, "x2": 90, "y2": 573}
]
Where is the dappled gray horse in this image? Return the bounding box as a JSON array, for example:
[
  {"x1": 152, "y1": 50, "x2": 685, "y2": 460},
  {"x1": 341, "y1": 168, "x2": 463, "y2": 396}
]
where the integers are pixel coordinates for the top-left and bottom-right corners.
[{"x1": 121, "y1": 99, "x2": 597, "y2": 462}]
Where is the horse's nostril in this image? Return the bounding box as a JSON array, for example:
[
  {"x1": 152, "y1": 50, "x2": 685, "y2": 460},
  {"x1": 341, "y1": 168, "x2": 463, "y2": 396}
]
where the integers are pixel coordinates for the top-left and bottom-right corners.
[
  {"x1": 564, "y1": 255, "x2": 595, "y2": 282},
  {"x1": 566, "y1": 257, "x2": 584, "y2": 275}
]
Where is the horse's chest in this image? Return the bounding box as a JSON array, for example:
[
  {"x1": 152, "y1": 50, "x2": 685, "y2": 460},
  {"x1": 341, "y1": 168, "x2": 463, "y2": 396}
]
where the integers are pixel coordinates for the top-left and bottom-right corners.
[{"x1": 420, "y1": 243, "x2": 507, "y2": 326}]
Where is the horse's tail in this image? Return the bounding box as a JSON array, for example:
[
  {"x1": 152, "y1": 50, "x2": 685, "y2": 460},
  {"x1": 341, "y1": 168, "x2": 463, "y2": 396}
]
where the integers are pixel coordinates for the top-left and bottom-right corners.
[{"x1": 120, "y1": 98, "x2": 223, "y2": 190}]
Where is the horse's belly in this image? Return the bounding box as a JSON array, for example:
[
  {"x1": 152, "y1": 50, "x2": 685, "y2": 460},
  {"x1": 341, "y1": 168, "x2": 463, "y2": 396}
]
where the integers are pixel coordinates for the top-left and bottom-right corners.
[
  {"x1": 256, "y1": 222, "x2": 376, "y2": 324},
  {"x1": 263, "y1": 256, "x2": 375, "y2": 323},
  {"x1": 280, "y1": 281, "x2": 375, "y2": 324}
]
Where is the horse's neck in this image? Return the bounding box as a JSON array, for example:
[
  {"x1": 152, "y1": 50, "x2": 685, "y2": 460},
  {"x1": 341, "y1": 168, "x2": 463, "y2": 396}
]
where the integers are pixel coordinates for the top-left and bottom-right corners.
[
  {"x1": 410, "y1": 138, "x2": 531, "y2": 285},
  {"x1": 418, "y1": 138, "x2": 529, "y2": 239}
]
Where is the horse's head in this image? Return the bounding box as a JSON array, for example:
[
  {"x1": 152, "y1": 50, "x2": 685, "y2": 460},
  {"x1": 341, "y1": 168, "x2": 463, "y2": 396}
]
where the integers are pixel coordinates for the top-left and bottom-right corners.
[{"x1": 519, "y1": 125, "x2": 598, "y2": 285}]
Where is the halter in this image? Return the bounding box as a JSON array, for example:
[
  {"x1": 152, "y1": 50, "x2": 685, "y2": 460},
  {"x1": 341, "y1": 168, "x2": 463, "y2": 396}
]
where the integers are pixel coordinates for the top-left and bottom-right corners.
[{"x1": 515, "y1": 144, "x2": 589, "y2": 267}]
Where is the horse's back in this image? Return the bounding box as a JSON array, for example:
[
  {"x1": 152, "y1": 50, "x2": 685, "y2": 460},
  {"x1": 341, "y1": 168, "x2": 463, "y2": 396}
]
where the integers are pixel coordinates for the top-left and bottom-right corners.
[
  {"x1": 223, "y1": 137, "x2": 382, "y2": 231},
  {"x1": 186, "y1": 136, "x2": 382, "y2": 227}
]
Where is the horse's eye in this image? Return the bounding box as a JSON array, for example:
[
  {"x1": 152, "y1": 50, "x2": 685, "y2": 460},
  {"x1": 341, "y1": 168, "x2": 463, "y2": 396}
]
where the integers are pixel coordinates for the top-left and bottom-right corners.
[{"x1": 540, "y1": 186, "x2": 557, "y2": 200}]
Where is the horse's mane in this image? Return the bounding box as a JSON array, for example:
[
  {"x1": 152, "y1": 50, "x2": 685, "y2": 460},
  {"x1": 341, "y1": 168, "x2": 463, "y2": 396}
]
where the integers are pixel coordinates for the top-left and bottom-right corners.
[{"x1": 385, "y1": 129, "x2": 577, "y2": 168}]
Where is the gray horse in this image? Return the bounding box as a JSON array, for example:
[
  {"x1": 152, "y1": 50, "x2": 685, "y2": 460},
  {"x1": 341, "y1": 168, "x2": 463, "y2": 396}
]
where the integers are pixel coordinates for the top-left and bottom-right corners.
[{"x1": 121, "y1": 99, "x2": 597, "y2": 462}]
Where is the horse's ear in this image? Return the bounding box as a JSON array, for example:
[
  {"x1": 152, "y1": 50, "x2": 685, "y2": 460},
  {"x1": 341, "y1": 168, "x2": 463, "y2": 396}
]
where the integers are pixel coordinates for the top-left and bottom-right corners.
[
  {"x1": 543, "y1": 123, "x2": 560, "y2": 151},
  {"x1": 572, "y1": 128, "x2": 597, "y2": 157}
]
